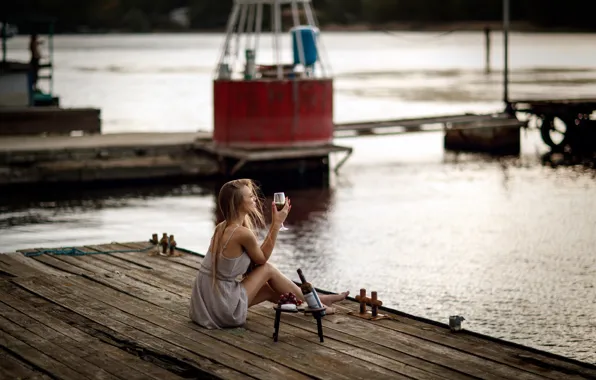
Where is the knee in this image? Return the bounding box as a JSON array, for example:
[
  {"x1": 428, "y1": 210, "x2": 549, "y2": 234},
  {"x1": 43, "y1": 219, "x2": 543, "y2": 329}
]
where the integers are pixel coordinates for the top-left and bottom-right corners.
[
  {"x1": 262, "y1": 262, "x2": 273, "y2": 273},
  {"x1": 262, "y1": 262, "x2": 279, "y2": 276}
]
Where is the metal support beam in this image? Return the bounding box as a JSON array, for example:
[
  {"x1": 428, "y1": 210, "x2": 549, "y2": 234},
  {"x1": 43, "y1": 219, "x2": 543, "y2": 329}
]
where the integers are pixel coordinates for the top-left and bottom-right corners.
[
  {"x1": 503, "y1": 0, "x2": 512, "y2": 114},
  {"x1": 1, "y1": 19, "x2": 6, "y2": 63}
]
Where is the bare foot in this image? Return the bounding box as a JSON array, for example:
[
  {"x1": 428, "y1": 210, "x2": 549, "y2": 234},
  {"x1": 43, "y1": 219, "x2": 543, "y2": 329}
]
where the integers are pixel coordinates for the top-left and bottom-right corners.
[{"x1": 319, "y1": 291, "x2": 349, "y2": 307}]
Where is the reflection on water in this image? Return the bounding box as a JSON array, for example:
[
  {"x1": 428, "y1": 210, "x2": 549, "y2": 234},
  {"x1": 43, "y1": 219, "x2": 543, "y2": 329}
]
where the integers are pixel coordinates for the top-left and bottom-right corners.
[
  {"x1": 337, "y1": 67, "x2": 596, "y2": 103},
  {"x1": 541, "y1": 151, "x2": 596, "y2": 169}
]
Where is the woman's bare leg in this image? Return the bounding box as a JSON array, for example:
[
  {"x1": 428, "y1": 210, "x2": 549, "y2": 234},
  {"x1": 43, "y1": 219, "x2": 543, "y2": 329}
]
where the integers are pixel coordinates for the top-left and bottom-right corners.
[
  {"x1": 242, "y1": 263, "x2": 303, "y2": 305},
  {"x1": 319, "y1": 292, "x2": 350, "y2": 306},
  {"x1": 243, "y1": 263, "x2": 350, "y2": 308},
  {"x1": 248, "y1": 283, "x2": 277, "y2": 307}
]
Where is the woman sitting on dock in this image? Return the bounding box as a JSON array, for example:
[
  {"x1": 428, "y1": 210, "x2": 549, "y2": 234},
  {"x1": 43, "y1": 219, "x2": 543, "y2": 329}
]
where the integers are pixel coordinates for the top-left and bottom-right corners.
[{"x1": 190, "y1": 179, "x2": 349, "y2": 329}]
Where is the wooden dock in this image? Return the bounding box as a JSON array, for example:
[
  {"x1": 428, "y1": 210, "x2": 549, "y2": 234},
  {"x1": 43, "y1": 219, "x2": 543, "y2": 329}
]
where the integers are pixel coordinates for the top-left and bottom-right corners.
[
  {"x1": 0, "y1": 111, "x2": 527, "y2": 188},
  {"x1": 333, "y1": 112, "x2": 526, "y2": 138},
  {"x1": 0, "y1": 131, "x2": 351, "y2": 187},
  {"x1": 0, "y1": 107, "x2": 101, "y2": 136},
  {"x1": 1, "y1": 243, "x2": 595, "y2": 380}
]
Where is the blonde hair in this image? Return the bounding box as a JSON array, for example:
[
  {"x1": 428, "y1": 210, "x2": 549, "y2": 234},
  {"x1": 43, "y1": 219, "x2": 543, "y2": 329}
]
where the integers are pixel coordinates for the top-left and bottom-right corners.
[{"x1": 210, "y1": 179, "x2": 265, "y2": 290}]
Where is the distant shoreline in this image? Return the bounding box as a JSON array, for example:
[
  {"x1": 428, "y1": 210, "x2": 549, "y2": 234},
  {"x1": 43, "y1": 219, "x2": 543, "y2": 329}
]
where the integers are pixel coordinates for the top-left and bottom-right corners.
[
  {"x1": 45, "y1": 21, "x2": 596, "y2": 35},
  {"x1": 320, "y1": 21, "x2": 596, "y2": 33}
]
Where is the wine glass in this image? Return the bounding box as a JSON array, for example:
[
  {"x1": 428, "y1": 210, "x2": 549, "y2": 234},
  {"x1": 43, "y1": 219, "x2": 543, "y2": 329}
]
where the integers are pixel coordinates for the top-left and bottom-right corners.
[{"x1": 273, "y1": 192, "x2": 289, "y2": 231}]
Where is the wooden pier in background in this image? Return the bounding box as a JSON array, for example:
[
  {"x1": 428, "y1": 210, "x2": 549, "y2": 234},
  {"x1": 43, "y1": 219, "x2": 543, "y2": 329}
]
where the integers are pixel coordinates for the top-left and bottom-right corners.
[
  {"x1": 0, "y1": 111, "x2": 525, "y2": 187},
  {"x1": 1, "y1": 242, "x2": 595, "y2": 379},
  {"x1": 333, "y1": 112, "x2": 525, "y2": 138}
]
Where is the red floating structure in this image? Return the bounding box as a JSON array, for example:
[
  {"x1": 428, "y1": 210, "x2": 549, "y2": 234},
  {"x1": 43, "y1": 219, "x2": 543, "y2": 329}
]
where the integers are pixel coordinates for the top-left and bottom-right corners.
[
  {"x1": 214, "y1": 79, "x2": 333, "y2": 148},
  {"x1": 212, "y1": 0, "x2": 335, "y2": 149}
]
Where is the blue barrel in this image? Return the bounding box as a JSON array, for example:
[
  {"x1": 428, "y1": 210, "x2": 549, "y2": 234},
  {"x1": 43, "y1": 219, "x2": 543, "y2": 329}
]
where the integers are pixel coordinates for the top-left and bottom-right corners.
[{"x1": 291, "y1": 26, "x2": 319, "y2": 66}]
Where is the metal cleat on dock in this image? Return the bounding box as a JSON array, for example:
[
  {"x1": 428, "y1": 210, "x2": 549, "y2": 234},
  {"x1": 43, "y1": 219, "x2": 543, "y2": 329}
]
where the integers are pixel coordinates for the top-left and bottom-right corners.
[
  {"x1": 168, "y1": 235, "x2": 182, "y2": 257},
  {"x1": 449, "y1": 315, "x2": 466, "y2": 332},
  {"x1": 159, "y1": 233, "x2": 169, "y2": 255},
  {"x1": 148, "y1": 233, "x2": 160, "y2": 255}
]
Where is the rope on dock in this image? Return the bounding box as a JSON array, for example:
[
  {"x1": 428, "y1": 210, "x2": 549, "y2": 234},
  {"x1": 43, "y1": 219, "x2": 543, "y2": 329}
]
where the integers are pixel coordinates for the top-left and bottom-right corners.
[
  {"x1": 22, "y1": 241, "x2": 205, "y2": 258},
  {"x1": 173, "y1": 246, "x2": 205, "y2": 257}
]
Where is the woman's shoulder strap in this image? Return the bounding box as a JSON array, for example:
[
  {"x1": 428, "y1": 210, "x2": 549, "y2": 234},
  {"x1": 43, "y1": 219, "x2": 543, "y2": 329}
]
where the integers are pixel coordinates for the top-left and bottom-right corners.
[{"x1": 220, "y1": 224, "x2": 241, "y2": 253}]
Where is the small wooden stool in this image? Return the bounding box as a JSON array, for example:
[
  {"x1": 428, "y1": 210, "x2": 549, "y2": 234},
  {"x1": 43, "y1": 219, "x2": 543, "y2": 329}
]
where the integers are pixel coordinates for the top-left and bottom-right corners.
[{"x1": 272, "y1": 306, "x2": 326, "y2": 342}]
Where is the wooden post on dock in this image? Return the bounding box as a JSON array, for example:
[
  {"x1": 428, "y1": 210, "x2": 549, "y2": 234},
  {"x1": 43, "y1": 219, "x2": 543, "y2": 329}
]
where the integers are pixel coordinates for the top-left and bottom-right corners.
[
  {"x1": 370, "y1": 291, "x2": 382, "y2": 317},
  {"x1": 357, "y1": 288, "x2": 367, "y2": 314},
  {"x1": 484, "y1": 26, "x2": 491, "y2": 74}
]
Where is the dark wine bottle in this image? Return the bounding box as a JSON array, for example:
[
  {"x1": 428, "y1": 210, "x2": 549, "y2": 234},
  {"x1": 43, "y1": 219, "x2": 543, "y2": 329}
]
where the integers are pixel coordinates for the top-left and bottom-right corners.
[{"x1": 297, "y1": 268, "x2": 326, "y2": 316}]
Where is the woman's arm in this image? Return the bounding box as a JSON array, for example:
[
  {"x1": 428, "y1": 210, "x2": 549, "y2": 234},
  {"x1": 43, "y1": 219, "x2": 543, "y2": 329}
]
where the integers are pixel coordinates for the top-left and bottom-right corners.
[
  {"x1": 239, "y1": 222, "x2": 281, "y2": 264},
  {"x1": 260, "y1": 220, "x2": 282, "y2": 258},
  {"x1": 239, "y1": 199, "x2": 291, "y2": 264}
]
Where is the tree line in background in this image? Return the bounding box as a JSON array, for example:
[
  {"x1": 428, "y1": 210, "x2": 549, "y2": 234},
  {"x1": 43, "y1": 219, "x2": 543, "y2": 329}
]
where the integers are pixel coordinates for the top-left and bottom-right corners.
[{"x1": 5, "y1": 0, "x2": 594, "y2": 33}]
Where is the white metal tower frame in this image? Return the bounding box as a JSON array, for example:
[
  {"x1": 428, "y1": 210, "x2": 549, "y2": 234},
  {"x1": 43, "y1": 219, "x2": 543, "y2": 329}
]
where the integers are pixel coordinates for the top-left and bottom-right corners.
[{"x1": 214, "y1": 0, "x2": 331, "y2": 80}]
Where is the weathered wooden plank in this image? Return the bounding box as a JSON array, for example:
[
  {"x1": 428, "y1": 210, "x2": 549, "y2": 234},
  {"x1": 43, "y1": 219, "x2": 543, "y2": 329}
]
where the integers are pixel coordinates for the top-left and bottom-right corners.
[
  {"x1": 0, "y1": 314, "x2": 125, "y2": 380},
  {"x1": 74, "y1": 254, "x2": 453, "y2": 380},
  {"x1": 98, "y1": 250, "x2": 157, "y2": 270},
  {"x1": 86, "y1": 243, "x2": 159, "y2": 262},
  {"x1": 248, "y1": 305, "x2": 475, "y2": 380},
  {"x1": 125, "y1": 268, "x2": 193, "y2": 297},
  {"x1": 0, "y1": 349, "x2": 52, "y2": 380},
  {"x1": 0, "y1": 107, "x2": 100, "y2": 137},
  {"x1": 48, "y1": 255, "x2": 118, "y2": 276},
  {"x1": 0, "y1": 253, "x2": 47, "y2": 278},
  {"x1": 80, "y1": 246, "x2": 181, "y2": 279},
  {"x1": 70, "y1": 251, "x2": 529, "y2": 380},
  {"x1": 251, "y1": 303, "x2": 550, "y2": 380},
  {"x1": 78, "y1": 250, "x2": 193, "y2": 298},
  {"x1": 3, "y1": 252, "x2": 68, "y2": 277},
  {"x1": 79, "y1": 243, "x2": 196, "y2": 286},
  {"x1": 66, "y1": 270, "x2": 400, "y2": 380},
  {"x1": 116, "y1": 241, "x2": 201, "y2": 260},
  {"x1": 15, "y1": 276, "x2": 303, "y2": 380},
  {"x1": 0, "y1": 294, "x2": 180, "y2": 380},
  {"x1": 113, "y1": 257, "x2": 470, "y2": 380},
  {"x1": 84, "y1": 270, "x2": 189, "y2": 313},
  {"x1": 113, "y1": 241, "x2": 205, "y2": 269},
  {"x1": 244, "y1": 312, "x2": 457, "y2": 380},
  {"x1": 90, "y1": 251, "x2": 195, "y2": 289},
  {"x1": 79, "y1": 255, "x2": 136, "y2": 273},
  {"x1": 43, "y1": 248, "x2": 173, "y2": 295},
  {"x1": 32, "y1": 253, "x2": 97, "y2": 276},
  {"x1": 0, "y1": 289, "x2": 183, "y2": 380},
  {"x1": 85, "y1": 251, "x2": 151, "y2": 272},
  {"x1": 106, "y1": 244, "x2": 198, "y2": 285},
  {"x1": 58, "y1": 275, "x2": 367, "y2": 380},
  {"x1": 46, "y1": 248, "x2": 191, "y2": 311},
  {"x1": 101, "y1": 243, "x2": 199, "y2": 276},
  {"x1": 337, "y1": 299, "x2": 596, "y2": 380},
  {"x1": 4, "y1": 242, "x2": 593, "y2": 380},
  {"x1": 0, "y1": 282, "x2": 197, "y2": 380},
  {"x1": 13, "y1": 279, "x2": 255, "y2": 380},
  {"x1": 0, "y1": 132, "x2": 210, "y2": 153},
  {"x1": 0, "y1": 330, "x2": 89, "y2": 380},
  {"x1": 71, "y1": 246, "x2": 479, "y2": 380},
  {"x1": 57, "y1": 258, "x2": 452, "y2": 380},
  {"x1": 113, "y1": 242, "x2": 201, "y2": 272},
  {"x1": 67, "y1": 255, "x2": 126, "y2": 274},
  {"x1": 242, "y1": 312, "x2": 443, "y2": 380}
]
